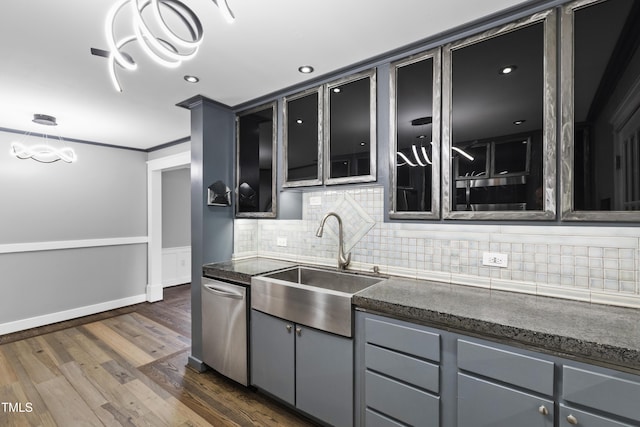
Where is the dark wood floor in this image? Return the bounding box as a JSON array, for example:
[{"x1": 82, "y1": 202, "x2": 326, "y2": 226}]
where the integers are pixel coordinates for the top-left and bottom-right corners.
[{"x1": 0, "y1": 284, "x2": 317, "y2": 426}]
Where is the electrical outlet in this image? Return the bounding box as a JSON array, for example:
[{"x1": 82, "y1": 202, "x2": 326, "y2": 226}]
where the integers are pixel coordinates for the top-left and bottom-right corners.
[
  {"x1": 309, "y1": 196, "x2": 322, "y2": 206},
  {"x1": 482, "y1": 252, "x2": 508, "y2": 268},
  {"x1": 276, "y1": 237, "x2": 288, "y2": 247}
]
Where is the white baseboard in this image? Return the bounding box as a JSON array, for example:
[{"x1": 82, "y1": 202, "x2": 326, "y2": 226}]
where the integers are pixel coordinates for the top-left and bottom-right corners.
[
  {"x1": 162, "y1": 277, "x2": 191, "y2": 287},
  {"x1": 0, "y1": 293, "x2": 147, "y2": 336},
  {"x1": 146, "y1": 283, "x2": 164, "y2": 303}
]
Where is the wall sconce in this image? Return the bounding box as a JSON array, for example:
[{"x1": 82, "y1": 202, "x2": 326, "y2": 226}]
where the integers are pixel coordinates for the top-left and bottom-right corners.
[
  {"x1": 9, "y1": 114, "x2": 77, "y2": 163},
  {"x1": 208, "y1": 180, "x2": 231, "y2": 206}
]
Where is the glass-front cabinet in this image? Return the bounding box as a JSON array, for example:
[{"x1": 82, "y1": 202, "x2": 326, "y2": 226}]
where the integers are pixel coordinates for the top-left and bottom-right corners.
[
  {"x1": 390, "y1": 49, "x2": 441, "y2": 219},
  {"x1": 240, "y1": 0, "x2": 640, "y2": 224},
  {"x1": 235, "y1": 102, "x2": 277, "y2": 218},
  {"x1": 442, "y1": 9, "x2": 557, "y2": 220},
  {"x1": 283, "y1": 69, "x2": 377, "y2": 187},
  {"x1": 325, "y1": 70, "x2": 377, "y2": 185},
  {"x1": 283, "y1": 88, "x2": 323, "y2": 187},
  {"x1": 561, "y1": 0, "x2": 640, "y2": 220}
]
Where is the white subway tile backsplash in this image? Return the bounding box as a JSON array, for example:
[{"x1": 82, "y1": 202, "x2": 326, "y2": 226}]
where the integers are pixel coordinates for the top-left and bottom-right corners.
[{"x1": 234, "y1": 185, "x2": 640, "y2": 309}]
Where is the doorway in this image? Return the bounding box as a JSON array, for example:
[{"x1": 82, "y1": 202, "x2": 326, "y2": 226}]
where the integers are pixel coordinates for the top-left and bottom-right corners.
[{"x1": 147, "y1": 151, "x2": 190, "y2": 302}]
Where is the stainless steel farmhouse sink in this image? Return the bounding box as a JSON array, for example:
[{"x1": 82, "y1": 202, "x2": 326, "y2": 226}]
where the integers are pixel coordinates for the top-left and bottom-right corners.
[{"x1": 251, "y1": 266, "x2": 385, "y2": 337}]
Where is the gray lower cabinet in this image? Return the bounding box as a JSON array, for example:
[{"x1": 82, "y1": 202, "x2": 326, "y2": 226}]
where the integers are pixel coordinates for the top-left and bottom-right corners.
[
  {"x1": 356, "y1": 311, "x2": 640, "y2": 427},
  {"x1": 251, "y1": 309, "x2": 353, "y2": 427},
  {"x1": 561, "y1": 365, "x2": 640, "y2": 426},
  {"x1": 457, "y1": 373, "x2": 553, "y2": 427},
  {"x1": 359, "y1": 314, "x2": 441, "y2": 427},
  {"x1": 559, "y1": 405, "x2": 636, "y2": 427},
  {"x1": 251, "y1": 309, "x2": 295, "y2": 405},
  {"x1": 457, "y1": 339, "x2": 554, "y2": 427}
]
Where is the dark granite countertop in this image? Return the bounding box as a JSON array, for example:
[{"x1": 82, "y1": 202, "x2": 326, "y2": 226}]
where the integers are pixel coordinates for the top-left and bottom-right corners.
[
  {"x1": 202, "y1": 257, "x2": 297, "y2": 285},
  {"x1": 353, "y1": 277, "x2": 640, "y2": 373},
  {"x1": 202, "y1": 257, "x2": 640, "y2": 373}
]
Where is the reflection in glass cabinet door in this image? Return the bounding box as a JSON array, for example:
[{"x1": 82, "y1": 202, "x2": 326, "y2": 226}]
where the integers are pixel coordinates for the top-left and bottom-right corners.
[
  {"x1": 235, "y1": 102, "x2": 277, "y2": 218},
  {"x1": 442, "y1": 9, "x2": 557, "y2": 220},
  {"x1": 390, "y1": 49, "x2": 441, "y2": 219},
  {"x1": 325, "y1": 69, "x2": 377, "y2": 185},
  {"x1": 561, "y1": 0, "x2": 640, "y2": 221}
]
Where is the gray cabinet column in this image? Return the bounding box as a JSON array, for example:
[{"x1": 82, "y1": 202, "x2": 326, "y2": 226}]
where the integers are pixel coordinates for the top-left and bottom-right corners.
[{"x1": 178, "y1": 96, "x2": 235, "y2": 370}]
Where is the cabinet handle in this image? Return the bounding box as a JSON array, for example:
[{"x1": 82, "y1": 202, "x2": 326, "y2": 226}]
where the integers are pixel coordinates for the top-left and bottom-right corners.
[
  {"x1": 286, "y1": 324, "x2": 292, "y2": 333},
  {"x1": 295, "y1": 327, "x2": 302, "y2": 336},
  {"x1": 538, "y1": 405, "x2": 548, "y2": 416},
  {"x1": 566, "y1": 414, "x2": 578, "y2": 425}
]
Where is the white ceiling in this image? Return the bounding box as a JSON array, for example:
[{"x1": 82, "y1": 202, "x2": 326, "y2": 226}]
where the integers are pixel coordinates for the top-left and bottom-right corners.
[{"x1": 0, "y1": 0, "x2": 530, "y2": 151}]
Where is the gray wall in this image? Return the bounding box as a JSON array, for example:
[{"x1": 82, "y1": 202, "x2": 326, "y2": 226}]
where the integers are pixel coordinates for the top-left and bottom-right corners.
[
  {"x1": 162, "y1": 168, "x2": 191, "y2": 248},
  {"x1": 0, "y1": 130, "x2": 148, "y2": 327}
]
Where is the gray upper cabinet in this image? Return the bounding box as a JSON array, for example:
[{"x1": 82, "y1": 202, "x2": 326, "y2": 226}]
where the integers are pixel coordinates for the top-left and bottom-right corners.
[
  {"x1": 325, "y1": 69, "x2": 377, "y2": 185},
  {"x1": 283, "y1": 87, "x2": 323, "y2": 187},
  {"x1": 442, "y1": 9, "x2": 557, "y2": 220},
  {"x1": 560, "y1": 0, "x2": 640, "y2": 221},
  {"x1": 390, "y1": 49, "x2": 441, "y2": 219},
  {"x1": 235, "y1": 102, "x2": 277, "y2": 218}
]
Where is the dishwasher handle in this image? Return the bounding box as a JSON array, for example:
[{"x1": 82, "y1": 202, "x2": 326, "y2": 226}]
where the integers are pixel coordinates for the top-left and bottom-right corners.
[{"x1": 203, "y1": 283, "x2": 244, "y2": 299}]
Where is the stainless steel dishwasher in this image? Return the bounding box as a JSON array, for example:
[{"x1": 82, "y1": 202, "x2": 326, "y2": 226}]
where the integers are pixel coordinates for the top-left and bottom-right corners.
[{"x1": 201, "y1": 277, "x2": 248, "y2": 386}]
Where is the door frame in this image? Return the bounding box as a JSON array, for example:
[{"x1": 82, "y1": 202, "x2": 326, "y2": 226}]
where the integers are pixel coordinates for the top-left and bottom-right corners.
[{"x1": 146, "y1": 151, "x2": 191, "y2": 302}]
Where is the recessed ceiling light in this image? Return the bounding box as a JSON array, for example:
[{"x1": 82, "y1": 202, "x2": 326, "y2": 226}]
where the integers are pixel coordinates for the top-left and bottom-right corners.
[
  {"x1": 360, "y1": 141, "x2": 367, "y2": 146},
  {"x1": 184, "y1": 75, "x2": 199, "y2": 83},
  {"x1": 513, "y1": 119, "x2": 526, "y2": 125},
  {"x1": 296, "y1": 119, "x2": 303, "y2": 124},
  {"x1": 499, "y1": 65, "x2": 518, "y2": 75},
  {"x1": 298, "y1": 65, "x2": 314, "y2": 74},
  {"x1": 333, "y1": 87, "x2": 341, "y2": 93}
]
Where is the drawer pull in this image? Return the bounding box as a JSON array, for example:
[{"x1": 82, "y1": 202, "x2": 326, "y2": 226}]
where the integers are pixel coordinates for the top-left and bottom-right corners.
[
  {"x1": 286, "y1": 324, "x2": 292, "y2": 333},
  {"x1": 296, "y1": 327, "x2": 302, "y2": 336},
  {"x1": 538, "y1": 405, "x2": 548, "y2": 416},
  {"x1": 566, "y1": 414, "x2": 578, "y2": 425}
]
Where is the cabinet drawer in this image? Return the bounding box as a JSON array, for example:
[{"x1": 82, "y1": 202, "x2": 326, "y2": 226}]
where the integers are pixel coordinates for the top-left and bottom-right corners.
[
  {"x1": 560, "y1": 405, "x2": 635, "y2": 427},
  {"x1": 366, "y1": 370, "x2": 440, "y2": 427},
  {"x1": 365, "y1": 317, "x2": 440, "y2": 362},
  {"x1": 365, "y1": 409, "x2": 405, "y2": 427},
  {"x1": 458, "y1": 339, "x2": 554, "y2": 396},
  {"x1": 458, "y1": 373, "x2": 553, "y2": 427},
  {"x1": 563, "y1": 365, "x2": 640, "y2": 423},
  {"x1": 365, "y1": 343, "x2": 439, "y2": 393}
]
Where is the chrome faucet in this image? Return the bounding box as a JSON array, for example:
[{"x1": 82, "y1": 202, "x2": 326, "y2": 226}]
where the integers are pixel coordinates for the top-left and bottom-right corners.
[{"x1": 315, "y1": 212, "x2": 351, "y2": 270}]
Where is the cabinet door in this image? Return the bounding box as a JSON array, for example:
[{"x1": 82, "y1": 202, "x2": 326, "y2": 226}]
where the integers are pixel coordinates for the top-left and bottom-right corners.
[
  {"x1": 250, "y1": 310, "x2": 295, "y2": 405},
  {"x1": 560, "y1": 405, "x2": 636, "y2": 427},
  {"x1": 458, "y1": 373, "x2": 553, "y2": 427},
  {"x1": 296, "y1": 325, "x2": 353, "y2": 427}
]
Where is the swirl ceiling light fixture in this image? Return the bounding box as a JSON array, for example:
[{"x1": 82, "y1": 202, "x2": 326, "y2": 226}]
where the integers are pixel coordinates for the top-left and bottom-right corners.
[
  {"x1": 102, "y1": 0, "x2": 235, "y2": 92},
  {"x1": 10, "y1": 114, "x2": 77, "y2": 163}
]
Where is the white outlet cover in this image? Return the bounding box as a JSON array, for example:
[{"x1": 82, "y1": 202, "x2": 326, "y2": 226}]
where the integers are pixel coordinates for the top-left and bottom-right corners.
[
  {"x1": 309, "y1": 196, "x2": 322, "y2": 206},
  {"x1": 482, "y1": 252, "x2": 508, "y2": 268},
  {"x1": 276, "y1": 237, "x2": 287, "y2": 247}
]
